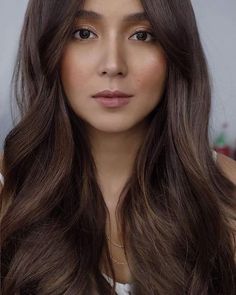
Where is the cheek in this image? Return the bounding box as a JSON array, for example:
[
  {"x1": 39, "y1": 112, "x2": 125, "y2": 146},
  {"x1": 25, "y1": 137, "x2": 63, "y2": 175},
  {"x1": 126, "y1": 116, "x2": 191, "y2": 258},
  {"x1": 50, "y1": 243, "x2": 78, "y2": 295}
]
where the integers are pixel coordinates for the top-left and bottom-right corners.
[
  {"x1": 135, "y1": 53, "x2": 167, "y2": 94},
  {"x1": 60, "y1": 48, "x2": 91, "y2": 95}
]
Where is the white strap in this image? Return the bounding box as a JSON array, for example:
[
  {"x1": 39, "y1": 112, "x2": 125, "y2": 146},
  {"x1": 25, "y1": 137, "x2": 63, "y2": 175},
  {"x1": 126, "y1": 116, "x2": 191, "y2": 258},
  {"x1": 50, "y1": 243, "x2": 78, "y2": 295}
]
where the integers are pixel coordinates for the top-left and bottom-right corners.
[
  {"x1": 212, "y1": 150, "x2": 217, "y2": 162},
  {"x1": 102, "y1": 272, "x2": 134, "y2": 294},
  {"x1": 0, "y1": 172, "x2": 4, "y2": 186}
]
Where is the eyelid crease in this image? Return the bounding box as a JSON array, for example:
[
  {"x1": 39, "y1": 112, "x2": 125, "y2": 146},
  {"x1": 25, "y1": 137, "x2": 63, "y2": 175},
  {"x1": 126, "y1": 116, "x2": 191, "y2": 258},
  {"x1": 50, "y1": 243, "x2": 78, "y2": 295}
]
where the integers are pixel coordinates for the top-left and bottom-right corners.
[
  {"x1": 72, "y1": 25, "x2": 154, "y2": 34},
  {"x1": 72, "y1": 27, "x2": 155, "y2": 37},
  {"x1": 72, "y1": 28, "x2": 156, "y2": 43}
]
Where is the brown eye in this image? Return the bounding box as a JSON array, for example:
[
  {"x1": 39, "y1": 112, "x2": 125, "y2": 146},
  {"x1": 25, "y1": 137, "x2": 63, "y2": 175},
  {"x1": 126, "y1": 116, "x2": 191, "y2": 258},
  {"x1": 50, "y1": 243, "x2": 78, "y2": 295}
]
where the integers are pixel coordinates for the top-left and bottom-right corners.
[
  {"x1": 131, "y1": 30, "x2": 155, "y2": 42},
  {"x1": 73, "y1": 28, "x2": 96, "y2": 40},
  {"x1": 72, "y1": 27, "x2": 155, "y2": 42},
  {"x1": 137, "y1": 31, "x2": 148, "y2": 40}
]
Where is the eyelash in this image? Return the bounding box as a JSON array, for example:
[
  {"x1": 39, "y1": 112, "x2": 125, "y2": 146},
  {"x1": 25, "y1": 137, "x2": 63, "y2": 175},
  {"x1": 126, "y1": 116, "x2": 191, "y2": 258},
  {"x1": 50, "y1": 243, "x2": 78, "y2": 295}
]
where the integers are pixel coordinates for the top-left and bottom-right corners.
[{"x1": 72, "y1": 27, "x2": 156, "y2": 42}]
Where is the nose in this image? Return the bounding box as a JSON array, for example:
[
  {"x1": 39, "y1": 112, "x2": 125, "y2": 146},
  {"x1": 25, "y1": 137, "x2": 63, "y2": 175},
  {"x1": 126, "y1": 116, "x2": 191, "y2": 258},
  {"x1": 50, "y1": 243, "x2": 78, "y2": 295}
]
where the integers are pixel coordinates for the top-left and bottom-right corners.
[{"x1": 98, "y1": 37, "x2": 128, "y2": 78}]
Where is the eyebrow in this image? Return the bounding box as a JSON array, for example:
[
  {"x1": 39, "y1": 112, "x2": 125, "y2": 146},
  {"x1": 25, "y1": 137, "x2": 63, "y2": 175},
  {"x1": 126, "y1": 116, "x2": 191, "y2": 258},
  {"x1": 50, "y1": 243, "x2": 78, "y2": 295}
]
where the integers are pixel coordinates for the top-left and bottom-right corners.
[{"x1": 76, "y1": 9, "x2": 149, "y2": 22}]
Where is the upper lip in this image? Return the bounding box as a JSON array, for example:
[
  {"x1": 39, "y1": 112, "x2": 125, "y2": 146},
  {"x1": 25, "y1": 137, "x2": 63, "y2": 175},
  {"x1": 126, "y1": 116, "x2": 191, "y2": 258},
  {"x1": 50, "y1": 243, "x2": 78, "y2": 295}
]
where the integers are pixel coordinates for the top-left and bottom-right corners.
[{"x1": 92, "y1": 90, "x2": 133, "y2": 98}]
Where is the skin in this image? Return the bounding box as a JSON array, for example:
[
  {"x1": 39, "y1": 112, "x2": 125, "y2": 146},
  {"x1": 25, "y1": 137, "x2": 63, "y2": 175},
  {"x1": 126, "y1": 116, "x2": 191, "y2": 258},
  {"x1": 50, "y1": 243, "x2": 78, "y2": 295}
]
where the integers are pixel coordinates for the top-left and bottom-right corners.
[
  {"x1": 2, "y1": 0, "x2": 236, "y2": 283},
  {"x1": 60, "y1": 0, "x2": 168, "y2": 281},
  {"x1": 60, "y1": 0, "x2": 168, "y2": 207}
]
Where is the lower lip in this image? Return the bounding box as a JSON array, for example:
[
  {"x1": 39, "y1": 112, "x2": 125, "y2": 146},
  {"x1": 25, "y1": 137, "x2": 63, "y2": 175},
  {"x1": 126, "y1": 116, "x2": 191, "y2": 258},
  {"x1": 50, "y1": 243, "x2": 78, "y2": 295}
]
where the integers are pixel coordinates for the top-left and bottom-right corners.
[{"x1": 93, "y1": 97, "x2": 132, "y2": 108}]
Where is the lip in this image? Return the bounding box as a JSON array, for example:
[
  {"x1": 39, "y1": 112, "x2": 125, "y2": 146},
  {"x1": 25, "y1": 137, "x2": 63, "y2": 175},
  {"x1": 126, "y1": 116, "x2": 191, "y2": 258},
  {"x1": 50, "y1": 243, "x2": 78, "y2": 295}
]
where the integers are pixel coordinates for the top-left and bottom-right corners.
[
  {"x1": 92, "y1": 90, "x2": 133, "y2": 98},
  {"x1": 94, "y1": 97, "x2": 131, "y2": 108}
]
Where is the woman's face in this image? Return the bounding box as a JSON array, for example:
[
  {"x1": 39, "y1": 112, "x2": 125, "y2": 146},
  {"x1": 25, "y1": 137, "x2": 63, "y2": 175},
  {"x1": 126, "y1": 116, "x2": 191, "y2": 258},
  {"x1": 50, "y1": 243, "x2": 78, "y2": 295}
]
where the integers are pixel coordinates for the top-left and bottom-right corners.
[{"x1": 60, "y1": 0, "x2": 167, "y2": 134}]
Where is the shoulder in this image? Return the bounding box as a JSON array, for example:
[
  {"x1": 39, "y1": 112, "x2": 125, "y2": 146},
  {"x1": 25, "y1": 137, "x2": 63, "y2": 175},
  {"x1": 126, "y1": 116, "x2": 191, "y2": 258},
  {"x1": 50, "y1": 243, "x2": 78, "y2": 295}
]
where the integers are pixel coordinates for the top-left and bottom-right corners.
[{"x1": 216, "y1": 152, "x2": 236, "y2": 186}]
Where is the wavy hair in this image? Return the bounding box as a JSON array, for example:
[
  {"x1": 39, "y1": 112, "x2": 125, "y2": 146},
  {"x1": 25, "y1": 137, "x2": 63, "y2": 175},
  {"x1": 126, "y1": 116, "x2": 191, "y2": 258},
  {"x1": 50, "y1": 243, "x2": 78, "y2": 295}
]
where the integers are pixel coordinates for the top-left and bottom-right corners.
[{"x1": 1, "y1": 0, "x2": 236, "y2": 294}]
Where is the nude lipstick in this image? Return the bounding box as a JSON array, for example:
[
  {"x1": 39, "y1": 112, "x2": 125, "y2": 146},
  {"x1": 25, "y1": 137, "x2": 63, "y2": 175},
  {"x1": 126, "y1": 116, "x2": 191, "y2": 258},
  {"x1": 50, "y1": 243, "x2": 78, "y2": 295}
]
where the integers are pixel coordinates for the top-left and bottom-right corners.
[{"x1": 92, "y1": 90, "x2": 133, "y2": 108}]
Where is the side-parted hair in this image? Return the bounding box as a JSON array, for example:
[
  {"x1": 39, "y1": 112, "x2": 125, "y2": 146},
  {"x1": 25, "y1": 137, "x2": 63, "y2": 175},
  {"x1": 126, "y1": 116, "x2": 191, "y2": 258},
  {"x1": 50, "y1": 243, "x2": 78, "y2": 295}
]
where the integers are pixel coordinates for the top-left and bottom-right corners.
[{"x1": 1, "y1": 0, "x2": 236, "y2": 294}]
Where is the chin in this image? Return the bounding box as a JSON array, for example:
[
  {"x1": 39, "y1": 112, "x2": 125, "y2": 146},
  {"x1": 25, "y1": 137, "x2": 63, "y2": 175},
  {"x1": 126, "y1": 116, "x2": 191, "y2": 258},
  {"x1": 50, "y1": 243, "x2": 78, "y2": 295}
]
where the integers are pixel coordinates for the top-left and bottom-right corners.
[{"x1": 88, "y1": 121, "x2": 136, "y2": 134}]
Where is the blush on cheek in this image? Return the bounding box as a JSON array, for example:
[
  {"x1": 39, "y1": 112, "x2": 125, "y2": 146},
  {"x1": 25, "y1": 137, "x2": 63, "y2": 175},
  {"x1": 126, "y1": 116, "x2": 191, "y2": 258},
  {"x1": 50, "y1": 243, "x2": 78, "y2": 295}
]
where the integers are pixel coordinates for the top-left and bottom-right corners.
[
  {"x1": 137, "y1": 63, "x2": 165, "y2": 86},
  {"x1": 60, "y1": 61, "x2": 84, "y2": 94},
  {"x1": 135, "y1": 59, "x2": 167, "y2": 101}
]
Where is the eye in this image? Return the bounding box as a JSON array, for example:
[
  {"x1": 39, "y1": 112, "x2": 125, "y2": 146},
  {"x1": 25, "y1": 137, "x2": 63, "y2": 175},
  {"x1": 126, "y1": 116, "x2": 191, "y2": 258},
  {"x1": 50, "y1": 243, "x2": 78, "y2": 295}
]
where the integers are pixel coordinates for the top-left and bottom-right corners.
[
  {"x1": 130, "y1": 30, "x2": 156, "y2": 42},
  {"x1": 72, "y1": 27, "x2": 156, "y2": 42},
  {"x1": 72, "y1": 28, "x2": 96, "y2": 40}
]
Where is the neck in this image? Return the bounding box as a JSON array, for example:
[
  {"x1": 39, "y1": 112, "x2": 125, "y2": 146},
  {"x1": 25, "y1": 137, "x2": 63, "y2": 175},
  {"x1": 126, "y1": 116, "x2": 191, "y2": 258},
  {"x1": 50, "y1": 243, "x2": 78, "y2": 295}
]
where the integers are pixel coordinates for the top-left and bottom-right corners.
[{"x1": 87, "y1": 120, "x2": 148, "y2": 204}]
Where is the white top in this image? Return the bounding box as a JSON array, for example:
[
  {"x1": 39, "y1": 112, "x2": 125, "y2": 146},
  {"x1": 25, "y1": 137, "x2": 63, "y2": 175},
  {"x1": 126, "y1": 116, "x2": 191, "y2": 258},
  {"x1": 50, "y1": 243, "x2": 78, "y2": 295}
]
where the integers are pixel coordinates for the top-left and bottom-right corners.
[
  {"x1": 102, "y1": 272, "x2": 135, "y2": 294},
  {"x1": 212, "y1": 149, "x2": 217, "y2": 162},
  {"x1": 102, "y1": 150, "x2": 218, "y2": 294},
  {"x1": 0, "y1": 171, "x2": 4, "y2": 186},
  {"x1": 0, "y1": 150, "x2": 218, "y2": 295}
]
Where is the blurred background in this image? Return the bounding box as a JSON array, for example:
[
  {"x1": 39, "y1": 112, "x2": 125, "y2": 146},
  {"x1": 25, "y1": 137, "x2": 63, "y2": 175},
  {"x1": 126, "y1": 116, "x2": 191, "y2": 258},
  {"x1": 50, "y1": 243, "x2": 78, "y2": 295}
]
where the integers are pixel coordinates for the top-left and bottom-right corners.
[{"x1": 0, "y1": 0, "x2": 236, "y2": 158}]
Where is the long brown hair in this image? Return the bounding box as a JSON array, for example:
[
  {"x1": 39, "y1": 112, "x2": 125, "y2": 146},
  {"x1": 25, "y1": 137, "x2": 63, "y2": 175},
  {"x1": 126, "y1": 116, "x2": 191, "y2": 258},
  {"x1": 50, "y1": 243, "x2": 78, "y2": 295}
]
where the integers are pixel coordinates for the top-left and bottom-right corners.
[{"x1": 1, "y1": 0, "x2": 236, "y2": 294}]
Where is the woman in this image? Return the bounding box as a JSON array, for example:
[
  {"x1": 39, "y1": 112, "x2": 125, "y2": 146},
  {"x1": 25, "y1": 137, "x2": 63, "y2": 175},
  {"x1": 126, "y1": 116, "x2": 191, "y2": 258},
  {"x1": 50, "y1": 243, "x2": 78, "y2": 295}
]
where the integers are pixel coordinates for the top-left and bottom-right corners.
[{"x1": 0, "y1": 0, "x2": 236, "y2": 294}]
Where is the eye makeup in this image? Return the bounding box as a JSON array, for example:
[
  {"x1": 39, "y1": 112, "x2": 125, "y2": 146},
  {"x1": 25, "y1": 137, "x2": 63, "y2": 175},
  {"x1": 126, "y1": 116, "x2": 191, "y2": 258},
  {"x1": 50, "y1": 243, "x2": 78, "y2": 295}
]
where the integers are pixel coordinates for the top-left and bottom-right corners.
[{"x1": 72, "y1": 26, "x2": 156, "y2": 43}]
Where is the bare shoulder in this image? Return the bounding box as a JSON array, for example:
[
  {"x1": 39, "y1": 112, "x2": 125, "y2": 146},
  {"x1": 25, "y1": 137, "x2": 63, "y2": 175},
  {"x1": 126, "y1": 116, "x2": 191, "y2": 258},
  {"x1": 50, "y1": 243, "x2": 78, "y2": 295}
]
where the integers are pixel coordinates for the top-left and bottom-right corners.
[{"x1": 216, "y1": 152, "x2": 236, "y2": 186}]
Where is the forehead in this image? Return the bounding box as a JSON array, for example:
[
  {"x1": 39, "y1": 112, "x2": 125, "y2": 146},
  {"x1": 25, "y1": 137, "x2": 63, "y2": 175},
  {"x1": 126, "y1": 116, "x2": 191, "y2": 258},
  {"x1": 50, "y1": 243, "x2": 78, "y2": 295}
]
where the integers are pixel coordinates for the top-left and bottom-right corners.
[
  {"x1": 76, "y1": 10, "x2": 148, "y2": 22},
  {"x1": 77, "y1": 0, "x2": 149, "y2": 23}
]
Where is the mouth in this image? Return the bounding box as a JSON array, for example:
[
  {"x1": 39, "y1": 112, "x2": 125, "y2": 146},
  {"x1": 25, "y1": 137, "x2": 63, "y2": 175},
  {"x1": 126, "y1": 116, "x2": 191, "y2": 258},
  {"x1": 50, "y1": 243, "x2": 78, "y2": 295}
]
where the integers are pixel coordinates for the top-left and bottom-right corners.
[
  {"x1": 92, "y1": 89, "x2": 133, "y2": 108},
  {"x1": 92, "y1": 89, "x2": 133, "y2": 99},
  {"x1": 93, "y1": 97, "x2": 132, "y2": 108}
]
